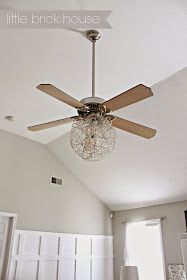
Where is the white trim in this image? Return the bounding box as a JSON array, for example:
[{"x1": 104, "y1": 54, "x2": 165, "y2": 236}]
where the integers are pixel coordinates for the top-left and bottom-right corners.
[
  {"x1": 0, "y1": 212, "x2": 17, "y2": 218},
  {"x1": 159, "y1": 220, "x2": 167, "y2": 280},
  {"x1": 15, "y1": 229, "x2": 113, "y2": 239},
  {"x1": 179, "y1": 233, "x2": 187, "y2": 276},
  {"x1": 179, "y1": 233, "x2": 187, "y2": 239},
  {"x1": 0, "y1": 212, "x2": 17, "y2": 280}
]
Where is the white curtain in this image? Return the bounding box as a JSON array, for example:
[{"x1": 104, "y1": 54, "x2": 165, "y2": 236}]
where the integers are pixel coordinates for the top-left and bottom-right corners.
[{"x1": 124, "y1": 219, "x2": 166, "y2": 280}]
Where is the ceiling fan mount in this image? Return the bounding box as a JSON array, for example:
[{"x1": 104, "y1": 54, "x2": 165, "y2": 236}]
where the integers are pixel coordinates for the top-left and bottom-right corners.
[
  {"x1": 28, "y1": 30, "x2": 156, "y2": 161},
  {"x1": 87, "y1": 30, "x2": 101, "y2": 42}
]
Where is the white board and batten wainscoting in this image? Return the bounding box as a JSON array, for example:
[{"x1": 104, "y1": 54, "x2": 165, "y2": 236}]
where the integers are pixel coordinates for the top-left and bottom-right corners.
[{"x1": 8, "y1": 230, "x2": 114, "y2": 280}]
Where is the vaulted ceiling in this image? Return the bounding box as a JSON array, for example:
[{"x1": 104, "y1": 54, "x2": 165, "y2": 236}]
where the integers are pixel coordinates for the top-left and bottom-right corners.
[{"x1": 0, "y1": 0, "x2": 187, "y2": 209}]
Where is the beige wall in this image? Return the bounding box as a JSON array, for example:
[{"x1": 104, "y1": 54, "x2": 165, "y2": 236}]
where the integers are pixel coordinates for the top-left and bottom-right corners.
[
  {"x1": 0, "y1": 129, "x2": 112, "y2": 235},
  {"x1": 113, "y1": 201, "x2": 187, "y2": 280}
]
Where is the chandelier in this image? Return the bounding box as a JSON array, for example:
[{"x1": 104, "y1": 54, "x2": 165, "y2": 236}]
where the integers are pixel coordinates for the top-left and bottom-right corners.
[{"x1": 70, "y1": 113, "x2": 116, "y2": 161}]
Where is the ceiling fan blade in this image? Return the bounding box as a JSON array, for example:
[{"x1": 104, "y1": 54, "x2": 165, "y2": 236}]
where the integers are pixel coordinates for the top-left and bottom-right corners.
[
  {"x1": 110, "y1": 116, "x2": 156, "y2": 139},
  {"x1": 103, "y1": 84, "x2": 153, "y2": 112},
  {"x1": 37, "y1": 84, "x2": 84, "y2": 109},
  {"x1": 28, "y1": 116, "x2": 78, "y2": 131}
]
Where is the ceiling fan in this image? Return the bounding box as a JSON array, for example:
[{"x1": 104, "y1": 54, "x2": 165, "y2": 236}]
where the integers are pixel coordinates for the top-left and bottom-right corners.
[{"x1": 28, "y1": 30, "x2": 156, "y2": 161}]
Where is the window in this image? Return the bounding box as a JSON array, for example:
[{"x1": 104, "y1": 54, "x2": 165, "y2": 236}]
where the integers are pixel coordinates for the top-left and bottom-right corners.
[{"x1": 125, "y1": 219, "x2": 166, "y2": 280}]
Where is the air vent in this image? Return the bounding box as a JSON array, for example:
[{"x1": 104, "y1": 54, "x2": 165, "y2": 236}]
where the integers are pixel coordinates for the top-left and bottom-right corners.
[{"x1": 51, "y1": 176, "x2": 63, "y2": 186}]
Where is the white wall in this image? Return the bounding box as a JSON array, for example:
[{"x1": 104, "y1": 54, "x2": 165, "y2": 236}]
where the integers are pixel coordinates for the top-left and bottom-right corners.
[
  {"x1": 0, "y1": 129, "x2": 112, "y2": 235},
  {"x1": 113, "y1": 200, "x2": 187, "y2": 280}
]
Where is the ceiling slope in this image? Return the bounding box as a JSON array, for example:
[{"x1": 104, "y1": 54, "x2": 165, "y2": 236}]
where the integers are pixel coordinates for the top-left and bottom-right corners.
[{"x1": 48, "y1": 68, "x2": 187, "y2": 210}]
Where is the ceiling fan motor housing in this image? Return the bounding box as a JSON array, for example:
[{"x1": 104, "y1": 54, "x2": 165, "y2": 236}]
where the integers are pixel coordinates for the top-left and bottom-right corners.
[
  {"x1": 78, "y1": 97, "x2": 109, "y2": 116},
  {"x1": 80, "y1": 97, "x2": 105, "y2": 104}
]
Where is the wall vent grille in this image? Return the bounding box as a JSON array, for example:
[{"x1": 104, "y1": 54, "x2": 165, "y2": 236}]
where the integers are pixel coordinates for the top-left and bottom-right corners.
[{"x1": 51, "y1": 176, "x2": 63, "y2": 186}]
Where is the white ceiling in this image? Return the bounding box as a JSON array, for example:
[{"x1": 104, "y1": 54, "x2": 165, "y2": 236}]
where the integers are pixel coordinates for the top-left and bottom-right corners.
[
  {"x1": 0, "y1": 0, "x2": 187, "y2": 209},
  {"x1": 48, "y1": 68, "x2": 187, "y2": 210}
]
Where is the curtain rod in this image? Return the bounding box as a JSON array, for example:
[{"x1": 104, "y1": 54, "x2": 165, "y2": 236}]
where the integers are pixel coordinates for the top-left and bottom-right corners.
[{"x1": 121, "y1": 216, "x2": 167, "y2": 224}]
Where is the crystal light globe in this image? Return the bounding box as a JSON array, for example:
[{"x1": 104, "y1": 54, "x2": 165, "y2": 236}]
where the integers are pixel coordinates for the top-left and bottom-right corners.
[{"x1": 70, "y1": 113, "x2": 116, "y2": 161}]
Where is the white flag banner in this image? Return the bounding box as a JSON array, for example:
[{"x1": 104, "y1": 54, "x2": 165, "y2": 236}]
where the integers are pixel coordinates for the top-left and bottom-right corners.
[{"x1": 0, "y1": 10, "x2": 112, "y2": 29}]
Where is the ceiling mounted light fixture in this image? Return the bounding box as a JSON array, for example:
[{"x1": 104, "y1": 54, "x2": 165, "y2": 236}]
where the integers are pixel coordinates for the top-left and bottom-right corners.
[
  {"x1": 70, "y1": 113, "x2": 116, "y2": 161},
  {"x1": 28, "y1": 30, "x2": 156, "y2": 162}
]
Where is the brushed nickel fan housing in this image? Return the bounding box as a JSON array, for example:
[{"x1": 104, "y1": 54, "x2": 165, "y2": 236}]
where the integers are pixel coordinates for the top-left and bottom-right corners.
[
  {"x1": 80, "y1": 97, "x2": 105, "y2": 104},
  {"x1": 77, "y1": 97, "x2": 108, "y2": 116}
]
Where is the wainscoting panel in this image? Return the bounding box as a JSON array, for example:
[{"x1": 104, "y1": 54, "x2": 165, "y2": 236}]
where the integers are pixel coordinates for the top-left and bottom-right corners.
[{"x1": 8, "y1": 230, "x2": 113, "y2": 280}]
